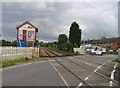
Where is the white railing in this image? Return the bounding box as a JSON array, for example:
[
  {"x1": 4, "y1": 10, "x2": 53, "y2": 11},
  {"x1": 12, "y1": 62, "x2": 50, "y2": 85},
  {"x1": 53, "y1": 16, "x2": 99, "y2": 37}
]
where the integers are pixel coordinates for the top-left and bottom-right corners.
[{"x1": 0, "y1": 47, "x2": 39, "y2": 61}]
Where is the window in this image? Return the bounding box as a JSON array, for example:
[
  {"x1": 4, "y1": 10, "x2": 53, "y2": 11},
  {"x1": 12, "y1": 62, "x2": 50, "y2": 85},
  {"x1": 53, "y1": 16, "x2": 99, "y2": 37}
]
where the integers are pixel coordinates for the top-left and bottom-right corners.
[
  {"x1": 28, "y1": 31, "x2": 34, "y2": 39},
  {"x1": 19, "y1": 30, "x2": 22, "y2": 39},
  {"x1": 23, "y1": 30, "x2": 26, "y2": 36}
]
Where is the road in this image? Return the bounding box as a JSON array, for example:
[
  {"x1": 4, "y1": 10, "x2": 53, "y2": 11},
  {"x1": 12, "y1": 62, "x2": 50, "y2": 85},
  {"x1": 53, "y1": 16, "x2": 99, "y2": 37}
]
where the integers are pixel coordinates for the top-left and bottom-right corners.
[{"x1": 2, "y1": 54, "x2": 119, "y2": 87}]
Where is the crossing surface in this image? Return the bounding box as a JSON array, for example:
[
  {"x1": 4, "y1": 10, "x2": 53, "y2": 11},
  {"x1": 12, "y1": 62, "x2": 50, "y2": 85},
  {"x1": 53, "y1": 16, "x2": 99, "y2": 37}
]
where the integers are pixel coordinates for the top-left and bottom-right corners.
[{"x1": 2, "y1": 54, "x2": 119, "y2": 87}]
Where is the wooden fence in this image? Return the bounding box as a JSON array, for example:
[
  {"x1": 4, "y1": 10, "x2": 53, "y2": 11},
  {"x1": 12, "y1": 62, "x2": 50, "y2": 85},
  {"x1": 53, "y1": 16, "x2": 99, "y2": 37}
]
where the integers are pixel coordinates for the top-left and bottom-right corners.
[{"x1": 0, "y1": 47, "x2": 39, "y2": 61}]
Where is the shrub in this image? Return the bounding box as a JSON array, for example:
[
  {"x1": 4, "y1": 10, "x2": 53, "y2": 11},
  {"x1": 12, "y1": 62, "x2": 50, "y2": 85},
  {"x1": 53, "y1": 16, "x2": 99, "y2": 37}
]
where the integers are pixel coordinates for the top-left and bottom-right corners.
[{"x1": 25, "y1": 57, "x2": 29, "y2": 60}]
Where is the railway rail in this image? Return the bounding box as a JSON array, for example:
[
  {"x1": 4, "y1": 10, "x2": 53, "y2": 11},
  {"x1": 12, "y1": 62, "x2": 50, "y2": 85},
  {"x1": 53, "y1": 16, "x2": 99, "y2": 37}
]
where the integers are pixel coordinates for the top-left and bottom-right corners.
[
  {"x1": 41, "y1": 48, "x2": 119, "y2": 87},
  {"x1": 74, "y1": 56, "x2": 120, "y2": 71},
  {"x1": 66, "y1": 57, "x2": 119, "y2": 78},
  {"x1": 64, "y1": 58, "x2": 118, "y2": 84},
  {"x1": 42, "y1": 48, "x2": 92, "y2": 88}
]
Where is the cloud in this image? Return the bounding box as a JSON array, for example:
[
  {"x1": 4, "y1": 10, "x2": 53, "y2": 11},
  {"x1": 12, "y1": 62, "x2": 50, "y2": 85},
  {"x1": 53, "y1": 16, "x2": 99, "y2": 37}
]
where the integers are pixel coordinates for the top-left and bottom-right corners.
[
  {"x1": 2, "y1": 2, "x2": 118, "y2": 41},
  {"x1": 2, "y1": 0, "x2": 119, "y2": 2}
]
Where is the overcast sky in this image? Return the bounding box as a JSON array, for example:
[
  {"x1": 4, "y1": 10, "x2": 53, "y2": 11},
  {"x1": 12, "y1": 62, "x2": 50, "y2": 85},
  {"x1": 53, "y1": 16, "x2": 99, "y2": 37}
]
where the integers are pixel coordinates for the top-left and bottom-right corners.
[{"x1": 2, "y1": 1, "x2": 118, "y2": 42}]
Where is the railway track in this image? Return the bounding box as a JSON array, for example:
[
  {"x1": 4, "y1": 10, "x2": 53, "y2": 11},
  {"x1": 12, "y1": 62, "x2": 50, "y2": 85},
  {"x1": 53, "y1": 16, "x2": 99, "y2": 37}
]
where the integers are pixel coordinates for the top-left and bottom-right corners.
[
  {"x1": 74, "y1": 56, "x2": 120, "y2": 71},
  {"x1": 43, "y1": 48, "x2": 92, "y2": 88},
  {"x1": 41, "y1": 48, "x2": 119, "y2": 87},
  {"x1": 66, "y1": 57, "x2": 119, "y2": 77},
  {"x1": 40, "y1": 47, "x2": 74, "y2": 57},
  {"x1": 64, "y1": 58, "x2": 118, "y2": 84}
]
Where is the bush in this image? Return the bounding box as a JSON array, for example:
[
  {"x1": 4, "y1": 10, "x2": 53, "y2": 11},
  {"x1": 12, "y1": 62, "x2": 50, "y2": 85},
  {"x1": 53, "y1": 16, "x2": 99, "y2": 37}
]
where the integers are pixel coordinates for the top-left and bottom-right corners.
[
  {"x1": 58, "y1": 42, "x2": 74, "y2": 53},
  {"x1": 25, "y1": 57, "x2": 29, "y2": 60}
]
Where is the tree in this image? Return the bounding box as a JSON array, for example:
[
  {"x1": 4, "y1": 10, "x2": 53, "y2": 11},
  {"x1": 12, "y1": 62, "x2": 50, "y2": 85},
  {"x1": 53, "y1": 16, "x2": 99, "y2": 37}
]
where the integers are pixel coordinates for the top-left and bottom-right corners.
[
  {"x1": 1, "y1": 39, "x2": 11, "y2": 46},
  {"x1": 101, "y1": 37, "x2": 106, "y2": 39},
  {"x1": 58, "y1": 34, "x2": 68, "y2": 44},
  {"x1": 69, "y1": 22, "x2": 82, "y2": 47}
]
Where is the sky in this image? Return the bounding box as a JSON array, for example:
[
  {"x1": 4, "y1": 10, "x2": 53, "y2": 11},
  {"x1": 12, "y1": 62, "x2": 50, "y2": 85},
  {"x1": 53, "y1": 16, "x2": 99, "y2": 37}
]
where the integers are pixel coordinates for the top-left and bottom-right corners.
[{"x1": 1, "y1": 0, "x2": 119, "y2": 42}]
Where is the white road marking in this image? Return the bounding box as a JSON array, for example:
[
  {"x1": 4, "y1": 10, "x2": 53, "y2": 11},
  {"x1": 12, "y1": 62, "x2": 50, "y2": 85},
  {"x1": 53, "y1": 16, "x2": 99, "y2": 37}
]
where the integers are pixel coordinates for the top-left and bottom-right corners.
[
  {"x1": 93, "y1": 59, "x2": 113, "y2": 73},
  {"x1": 92, "y1": 59, "x2": 113, "y2": 74},
  {"x1": 77, "y1": 59, "x2": 113, "y2": 87},
  {"x1": 94, "y1": 69, "x2": 97, "y2": 72},
  {"x1": 110, "y1": 63, "x2": 118, "y2": 86},
  {"x1": 49, "y1": 59, "x2": 69, "y2": 87},
  {"x1": 67, "y1": 56, "x2": 116, "y2": 87},
  {"x1": 1, "y1": 60, "x2": 54, "y2": 70},
  {"x1": 76, "y1": 83, "x2": 83, "y2": 88},
  {"x1": 85, "y1": 77, "x2": 89, "y2": 80},
  {"x1": 85, "y1": 63, "x2": 92, "y2": 66},
  {"x1": 69, "y1": 57, "x2": 73, "y2": 58}
]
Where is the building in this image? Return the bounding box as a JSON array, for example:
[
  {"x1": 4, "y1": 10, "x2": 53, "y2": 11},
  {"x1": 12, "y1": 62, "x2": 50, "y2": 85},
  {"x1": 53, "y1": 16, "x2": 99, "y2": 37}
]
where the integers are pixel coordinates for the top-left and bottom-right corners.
[
  {"x1": 83, "y1": 37, "x2": 120, "y2": 48},
  {"x1": 16, "y1": 21, "x2": 38, "y2": 47}
]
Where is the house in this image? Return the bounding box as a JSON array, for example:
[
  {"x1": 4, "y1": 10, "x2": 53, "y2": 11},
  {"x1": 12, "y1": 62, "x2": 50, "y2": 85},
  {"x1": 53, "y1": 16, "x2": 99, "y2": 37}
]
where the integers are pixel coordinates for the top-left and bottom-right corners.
[
  {"x1": 16, "y1": 21, "x2": 38, "y2": 47},
  {"x1": 83, "y1": 37, "x2": 120, "y2": 49}
]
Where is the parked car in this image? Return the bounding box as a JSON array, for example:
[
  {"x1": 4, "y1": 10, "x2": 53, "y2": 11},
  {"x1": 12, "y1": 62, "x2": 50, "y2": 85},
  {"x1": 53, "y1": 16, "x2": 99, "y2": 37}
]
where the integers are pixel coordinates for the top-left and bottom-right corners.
[
  {"x1": 85, "y1": 46, "x2": 92, "y2": 54},
  {"x1": 86, "y1": 46, "x2": 103, "y2": 56},
  {"x1": 91, "y1": 46, "x2": 102, "y2": 55}
]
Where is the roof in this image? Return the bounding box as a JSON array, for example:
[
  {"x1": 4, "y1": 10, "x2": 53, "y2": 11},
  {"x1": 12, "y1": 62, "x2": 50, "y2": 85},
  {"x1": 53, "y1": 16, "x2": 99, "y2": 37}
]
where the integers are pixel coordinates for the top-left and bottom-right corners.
[
  {"x1": 16, "y1": 21, "x2": 38, "y2": 32},
  {"x1": 89, "y1": 37, "x2": 120, "y2": 44}
]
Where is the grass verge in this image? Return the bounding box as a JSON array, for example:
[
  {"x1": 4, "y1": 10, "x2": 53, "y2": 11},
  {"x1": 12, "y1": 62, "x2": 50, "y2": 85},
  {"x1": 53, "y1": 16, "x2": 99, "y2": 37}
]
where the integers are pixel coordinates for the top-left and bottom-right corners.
[
  {"x1": 112, "y1": 58, "x2": 120, "y2": 63},
  {"x1": 0, "y1": 57, "x2": 32, "y2": 68}
]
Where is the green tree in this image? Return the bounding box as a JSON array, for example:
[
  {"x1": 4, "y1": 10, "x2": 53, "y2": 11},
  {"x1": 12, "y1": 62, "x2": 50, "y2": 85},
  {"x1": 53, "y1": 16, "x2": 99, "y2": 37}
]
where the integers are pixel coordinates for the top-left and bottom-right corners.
[
  {"x1": 39, "y1": 41, "x2": 44, "y2": 47},
  {"x1": 58, "y1": 34, "x2": 68, "y2": 44},
  {"x1": 69, "y1": 22, "x2": 82, "y2": 47},
  {"x1": 1, "y1": 39, "x2": 11, "y2": 46}
]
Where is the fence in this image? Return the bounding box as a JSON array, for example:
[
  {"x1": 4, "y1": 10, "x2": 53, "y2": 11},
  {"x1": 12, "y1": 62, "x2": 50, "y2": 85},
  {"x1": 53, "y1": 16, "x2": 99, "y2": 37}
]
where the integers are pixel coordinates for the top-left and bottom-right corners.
[{"x1": 0, "y1": 47, "x2": 39, "y2": 61}]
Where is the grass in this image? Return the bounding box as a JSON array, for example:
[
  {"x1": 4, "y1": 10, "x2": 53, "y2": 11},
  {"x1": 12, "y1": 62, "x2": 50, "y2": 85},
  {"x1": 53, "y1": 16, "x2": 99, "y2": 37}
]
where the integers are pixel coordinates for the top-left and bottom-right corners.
[
  {"x1": 112, "y1": 58, "x2": 120, "y2": 63},
  {"x1": 0, "y1": 57, "x2": 32, "y2": 68}
]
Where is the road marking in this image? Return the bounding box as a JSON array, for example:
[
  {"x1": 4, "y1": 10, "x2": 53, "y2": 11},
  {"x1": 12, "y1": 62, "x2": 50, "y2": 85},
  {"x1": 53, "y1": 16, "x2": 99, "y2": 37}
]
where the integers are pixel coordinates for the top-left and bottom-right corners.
[
  {"x1": 48, "y1": 59, "x2": 69, "y2": 87},
  {"x1": 85, "y1": 63, "x2": 92, "y2": 66},
  {"x1": 110, "y1": 63, "x2": 118, "y2": 86},
  {"x1": 76, "y1": 83, "x2": 83, "y2": 88},
  {"x1": 96, "y1": 63, "x2": 105, "y2": 69},
  {"x1": 85, "y1": 77, "x2": 89, "y2": 80},
  {"x1": 1, "y1": 60, "x2": 55, "y2": 70},
  {"x1": 93, "y1": 59, "x2": 113, "y2": 73},
  {"x1": 69, "y1": 57, "x2": 73, "y2": 58},
  {"x1": 70, "y1": 56, "x2": 116, "y2": 87},
  {"x1": 77, "y1": 74, "x2": 92, "y2": 88},
  {"x1": 77, "y1": 62, "x2": 107, "y2": 87}
]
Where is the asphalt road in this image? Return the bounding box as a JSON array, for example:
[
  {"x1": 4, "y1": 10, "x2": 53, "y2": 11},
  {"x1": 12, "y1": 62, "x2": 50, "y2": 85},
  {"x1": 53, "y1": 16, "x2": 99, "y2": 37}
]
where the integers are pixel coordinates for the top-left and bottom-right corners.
[
  {"x1": 2, "y1": 60, "x2": 65, "y2": 86},
  {"x1": 2, "y1": 54, "x2": 119, "y2": 87}
]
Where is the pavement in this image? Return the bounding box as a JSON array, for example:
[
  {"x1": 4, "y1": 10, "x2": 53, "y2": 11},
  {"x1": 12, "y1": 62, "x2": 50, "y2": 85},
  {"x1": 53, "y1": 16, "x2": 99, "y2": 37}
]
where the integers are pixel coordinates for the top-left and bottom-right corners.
[{"x1": 2, "y1": 54, "x2": 119, "y2": 87}]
